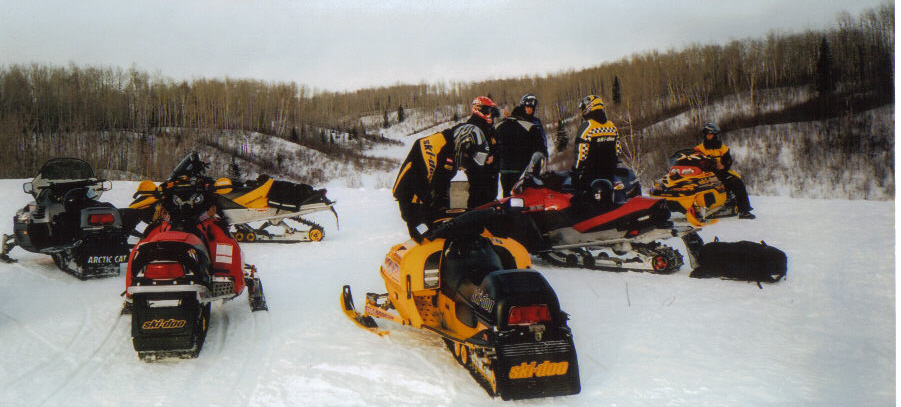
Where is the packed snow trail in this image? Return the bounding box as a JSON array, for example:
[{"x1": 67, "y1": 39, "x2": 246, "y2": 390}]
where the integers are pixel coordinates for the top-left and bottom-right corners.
[{"x1": 0, "y1": 180, "x2": 893, "y2": 406}]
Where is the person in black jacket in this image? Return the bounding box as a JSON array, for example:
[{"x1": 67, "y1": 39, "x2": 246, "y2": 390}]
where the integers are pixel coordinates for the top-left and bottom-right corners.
[
  {"x1": 496, "y1": 94, "x2": 548, "y2": 196},
  {"x1": 458, "y1": 96, "x2": 501, "y2": 208},
  {"x1": 392, "y1": 124, "x2": 490, "y2": 242}
]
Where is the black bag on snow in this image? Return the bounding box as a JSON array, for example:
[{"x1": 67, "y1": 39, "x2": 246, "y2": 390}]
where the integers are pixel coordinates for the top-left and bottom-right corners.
[{"x1": 690, "y1": 239, "x2": 787, "y2": 287}]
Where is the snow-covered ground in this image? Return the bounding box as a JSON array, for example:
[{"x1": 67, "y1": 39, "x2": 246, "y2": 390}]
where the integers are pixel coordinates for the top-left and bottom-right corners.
[{"x1": 0, "y1": 176, "x2": 893, "y2": 406}]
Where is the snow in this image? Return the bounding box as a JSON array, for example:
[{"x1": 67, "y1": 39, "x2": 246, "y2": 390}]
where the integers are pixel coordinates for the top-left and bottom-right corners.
[{"x1": 0, "y1": 175, "x2": 893, "y2": 406}]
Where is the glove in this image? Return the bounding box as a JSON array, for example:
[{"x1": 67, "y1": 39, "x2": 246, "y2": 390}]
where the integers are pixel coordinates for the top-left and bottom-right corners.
[{"x1": 407, "y1": 222, "x2": 426, "y2": 244}]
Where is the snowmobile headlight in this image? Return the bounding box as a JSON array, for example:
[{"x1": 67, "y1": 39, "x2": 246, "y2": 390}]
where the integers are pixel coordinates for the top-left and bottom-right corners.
[{"x1": 509, "y1": 197, "x2": 524, "y2": 208}]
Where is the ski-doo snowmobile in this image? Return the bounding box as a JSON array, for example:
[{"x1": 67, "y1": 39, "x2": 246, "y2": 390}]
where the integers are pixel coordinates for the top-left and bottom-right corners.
[
  {"x1": 125, "y1": 152, "x2": 268, "y2": 361},
  {"x1": 649, "y1": 149, "x2": 741, "y2": 226},
  {"x1": 480, "y1": 154, "x2": 703, "y2": 274},
  {"x1": 0, "y1": 158, "x2": 137, "y2": 279},
  {"x1": 341, "y1": 209, "x2": 580, "y2": 401},
  {"x1": 130, "y1": 173, "x2": 336, "y2": 243},
  {"x1": 213, "y1": 175, "x2": 337, "y2": 243}
]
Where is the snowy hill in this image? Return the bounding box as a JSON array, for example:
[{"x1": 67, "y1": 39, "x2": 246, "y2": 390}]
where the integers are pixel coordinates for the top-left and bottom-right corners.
[{"x1": 0, "y1": 176, "x2": 893, "y2": 406}]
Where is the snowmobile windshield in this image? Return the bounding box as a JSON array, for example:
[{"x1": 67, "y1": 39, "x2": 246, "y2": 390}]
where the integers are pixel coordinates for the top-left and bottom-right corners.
[
  {"x1": 168, "y1": 152, "x2": 207, "y2": 181},
  {"x1": 37, "y1": 158, "x2": 95, "y2": 181}
]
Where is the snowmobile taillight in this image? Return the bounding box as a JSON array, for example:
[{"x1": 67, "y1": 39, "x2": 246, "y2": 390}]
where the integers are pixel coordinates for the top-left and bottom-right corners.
[
  {"x1": 88, "y1": 213, "x2": 116, "y2": 225},
  {"x1": 144, "y1": 262, "x2": 185, "y2": 279},
  {"x1": 507, "y1": 305, "x2": 551, "y2": 326},
  {"x1": 627, "y1": 229, "x2": 640, "y2": 237}
]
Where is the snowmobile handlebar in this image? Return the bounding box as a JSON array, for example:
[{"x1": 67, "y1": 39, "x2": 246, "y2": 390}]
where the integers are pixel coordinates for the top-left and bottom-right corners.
[{"x1": 423, "y1": 207, "x2": 502, "y2": 242}]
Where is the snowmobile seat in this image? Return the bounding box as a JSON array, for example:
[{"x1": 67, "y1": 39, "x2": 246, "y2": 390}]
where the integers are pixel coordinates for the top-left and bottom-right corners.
[
  {"x1": 268, "y1": 180, "x2": 317, "y2": 211},
  {"x1": 439, "y1": 237, "x2": 504, "y2": 299}
]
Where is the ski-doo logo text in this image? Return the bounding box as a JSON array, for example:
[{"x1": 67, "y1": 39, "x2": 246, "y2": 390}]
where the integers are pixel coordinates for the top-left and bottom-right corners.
[
  {"x1": 141, "y1": 318, "x2": 187, "y2": 330},
  {"x1": 86, "y1": 255, "x2": 127, "y2": 264},
  {"x1": 508, "y1": 361, "x2": 569, "y2": 379},
  {"x1": 471, "y1": 288, "x2": 494, "y2": 312}
]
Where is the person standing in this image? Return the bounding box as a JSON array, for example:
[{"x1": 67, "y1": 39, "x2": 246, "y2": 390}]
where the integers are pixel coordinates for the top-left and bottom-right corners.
[
  {"x1": 392, "y1": 124, "x2": 490, "y2": 242},
  {"x1": 571, "y1": 95, "x2": 620, "y2": 193},
  {"x1": 453, "y1": 96, "x2": 501, "y2": 208},
  {"x1": 496, "y1": 94, "x2": 548, "y2": 196}
]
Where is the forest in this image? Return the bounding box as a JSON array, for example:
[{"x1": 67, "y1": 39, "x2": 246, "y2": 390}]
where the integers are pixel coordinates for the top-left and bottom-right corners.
[{"x1": 0, "y1": 3, "x2": 893, "y2": 191}]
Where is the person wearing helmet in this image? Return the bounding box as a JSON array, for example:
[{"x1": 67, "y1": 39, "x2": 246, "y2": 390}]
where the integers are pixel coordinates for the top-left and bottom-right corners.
[
  {"x1": 392, "y1": 124, "x2": 488, "y2": 242},
  {"x1": 457, "y1": 96, "x2": 501, "y2": 208},
  {"x1": 571, "y1": 95, "x2": 621, "y2": 193},
  {"x1": 694, "y1": 122, "x2": 755, "y2": 219},
  {"x1": 496, "y1": 93, "x2": 548, "y2": 197}
]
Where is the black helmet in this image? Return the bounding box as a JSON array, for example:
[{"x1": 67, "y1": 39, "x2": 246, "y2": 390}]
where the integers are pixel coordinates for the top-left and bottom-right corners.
[
  {"x1": 700, "y1": 122, "x2": 721, "y2": 136},
  {"x1": 453, "y1": 124, "x2": 489, "y2": 168},
  {"x1": 519, "y1": 94, "x2": 538, "y2": 109}
]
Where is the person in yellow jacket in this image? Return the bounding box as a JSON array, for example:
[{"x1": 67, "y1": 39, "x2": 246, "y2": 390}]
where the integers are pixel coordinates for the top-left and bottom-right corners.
[
  {"x1": 694, "y1": 122, "x2": 755, "y2": 219},
  {"x1": 392, "y1": 124, "x2": 491, "y2": 242}
]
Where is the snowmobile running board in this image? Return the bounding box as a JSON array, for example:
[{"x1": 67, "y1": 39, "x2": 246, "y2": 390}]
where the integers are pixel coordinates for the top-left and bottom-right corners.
[
  {"x1": 548, "y1": 225, "x2": 699, "y2": 251},
  {"x1": 340, "y1": 285, "x2": 388, "y2": 336}
]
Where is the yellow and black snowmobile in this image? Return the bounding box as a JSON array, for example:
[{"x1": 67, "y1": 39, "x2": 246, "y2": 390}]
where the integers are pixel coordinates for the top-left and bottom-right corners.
[
  {"x1": 130, "y1": 173, "x2": 337, "y2": 243},
  {"x1": 341, "y1": 208, "x2": 580, "y2": 401},
  {"x1": 649, "y1": 149, "x2": 740, "y2": 226}
]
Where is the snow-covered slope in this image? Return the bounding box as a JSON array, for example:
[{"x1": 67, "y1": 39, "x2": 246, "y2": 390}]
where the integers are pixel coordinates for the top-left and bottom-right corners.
[{"x1": 0, "y1": 178, "x2": 893, "y2": 406}]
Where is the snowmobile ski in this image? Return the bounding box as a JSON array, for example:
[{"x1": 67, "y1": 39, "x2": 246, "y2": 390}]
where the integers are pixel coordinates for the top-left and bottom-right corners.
[{"x1": 341, "y1": 209, "x2": 580, "y2": 400}]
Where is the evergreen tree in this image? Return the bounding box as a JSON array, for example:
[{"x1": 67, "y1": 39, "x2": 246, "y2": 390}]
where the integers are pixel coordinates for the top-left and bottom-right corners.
[
  {"x1": 815, "y1": 36, "x2": 836, "y2": 95},
  {"x1": 382, "y1": 110, "x2": 390, "y2": 128},
  {"x1": 612, "y1": 76, "x2": 622, "y2": 105},
  {"x1": 555, "y1": 120, "x2": 569, "y2": 150},
  {"x1": 228, "y1": 156, "x2": 242, "y2": 181},
  {"x1": 397, "y1": 105, "x2": 405, "y2": 123}
]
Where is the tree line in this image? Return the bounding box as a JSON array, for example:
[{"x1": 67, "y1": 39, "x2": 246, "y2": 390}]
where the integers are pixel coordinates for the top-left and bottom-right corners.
[{"x1": 0, "y1": 3, "x2": 891, "y2": 179}]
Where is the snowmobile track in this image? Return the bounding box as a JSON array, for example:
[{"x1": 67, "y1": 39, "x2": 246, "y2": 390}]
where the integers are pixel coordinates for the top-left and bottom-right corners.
[{"x1": 38, "y1": 312, "x2": 129, "y2": 406}]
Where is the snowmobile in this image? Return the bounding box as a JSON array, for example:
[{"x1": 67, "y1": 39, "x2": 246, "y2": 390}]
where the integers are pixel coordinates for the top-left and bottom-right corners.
[
  {"x1": 130, "y1": 174, "x2": 337, "y2": 244},
  {"x1": 341, "y1": 208, "x2": 581, "y2": 401},
  {"x1": 479, "y1": 154, "x2": 703, "y2": 274},
  {"x1": 649, "y1": 149, "x2": 741, "y2": 226},
  {"x1": 214, "y1": 175, "x2": 337, "y2": 243},
  {"x1": 0, "y1": 158, "x2": 138, "y2": 279},
  {"x1": 125, "y1": 152, "x2": 268, "y2": 361}
]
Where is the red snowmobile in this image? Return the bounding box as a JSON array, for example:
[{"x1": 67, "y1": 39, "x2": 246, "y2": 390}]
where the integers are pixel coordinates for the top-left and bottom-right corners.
[
  {"x1": 480, "y1": 154, "x2": 703, "y2": 274},
  {"x1": 124, "y1": 152, "x2": 267, "y2": 361}
]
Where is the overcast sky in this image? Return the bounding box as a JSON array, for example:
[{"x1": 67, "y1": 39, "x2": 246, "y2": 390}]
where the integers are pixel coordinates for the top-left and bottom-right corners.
[{"x1": 0, "y1": 0, "x2": 889, "y2": 92}]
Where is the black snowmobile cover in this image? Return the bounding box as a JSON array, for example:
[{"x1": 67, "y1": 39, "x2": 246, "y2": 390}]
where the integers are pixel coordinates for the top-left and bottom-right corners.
[
  {"x1": 690, "y1": 240, "x2": 787, "y2": 287},
  {"x1": 268, "y1": 180, "x2": 317, "y2": 211}
]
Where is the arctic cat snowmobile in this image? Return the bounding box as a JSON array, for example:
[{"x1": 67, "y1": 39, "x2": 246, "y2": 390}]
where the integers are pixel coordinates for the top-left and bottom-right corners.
[
  {"x1": 130, "y1": 173, "x2": 337, "y2": 244},
  {"x1": 480, "y1": 154, "x2": 703, "y2": 274},
  {"x1": 125, "y1": 152, "x2": 268, "y2": 361},
  {"x1": 0, "y1": 158, "x2": 138, "y2": 279},
  {"x1": 341, "y1": 209, "x2": 580, "y2": 401},
  {"x1": 649, "y1": 149, "x2": 741, "y2": 226}
]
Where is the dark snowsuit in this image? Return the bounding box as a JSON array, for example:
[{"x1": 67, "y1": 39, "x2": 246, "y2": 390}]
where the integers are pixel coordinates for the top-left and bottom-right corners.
[
  {"x1": 454, "y1": 115, "x2": 500, "y2": 208},
  {"x1": 496, "y1": 106, "x2": 548, "y2": 197},
  {"x1": 392, "y1": 131, "x2": 458, "y2": 241},
  {"x1": 571, "y1": 109, "x2": 620, "y2": 192}
]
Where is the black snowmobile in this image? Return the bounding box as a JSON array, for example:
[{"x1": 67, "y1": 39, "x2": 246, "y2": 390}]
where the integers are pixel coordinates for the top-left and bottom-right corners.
[
  {"x1": 1, "y1": 158, "x2": 138, "y2": 279},
  {"x1": 342, "y1": 208, "x2": 580, "y2": 400},
  {"x1": 125, "y1": 152, "x2": 268, "y2": 361}
]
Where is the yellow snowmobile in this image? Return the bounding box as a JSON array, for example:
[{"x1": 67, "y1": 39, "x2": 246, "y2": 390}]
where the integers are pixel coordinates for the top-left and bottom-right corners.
[
  {"x1": 341, "y1": 209, "x2": 580, "y2": 401},
  {"x1": 130, "y1": 172, "x2": 337, "y2": 243},
  {"x1": 649, "y1": 149, "x2": 740, "y2": 226}
]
